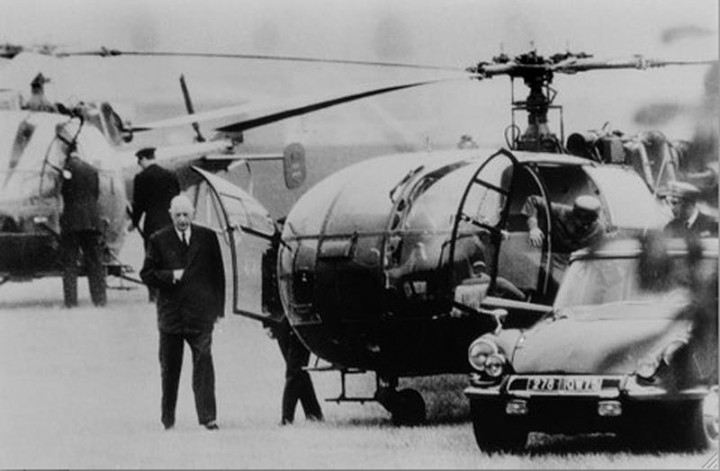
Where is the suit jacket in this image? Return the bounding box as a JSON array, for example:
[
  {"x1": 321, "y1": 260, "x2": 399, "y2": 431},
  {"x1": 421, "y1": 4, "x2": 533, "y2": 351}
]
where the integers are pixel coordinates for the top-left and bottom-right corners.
[
  {"x1": 60, "y1": 156, "x2": 101, "y2": 233},
  {"x1": 140, "y1": 224, "x2": 225, "y2": 334},
  {"x1": 261, "y1": 235, "x2": 284, "y2": 324},
  {"x1": 664, "y1": 211, "x2": 718, "y2": 238},
  {"x1": 131, "y1": 164, "x2": 180, "y2": 237}
]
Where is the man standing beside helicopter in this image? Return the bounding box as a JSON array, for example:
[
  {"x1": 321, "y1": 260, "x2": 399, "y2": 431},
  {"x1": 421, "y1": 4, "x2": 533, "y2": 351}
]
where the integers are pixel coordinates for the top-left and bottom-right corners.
[
  {"x1": 60, "y1": 152, "x2": 107, "y2": 308},
  {"x1": 261, "y1": 218, "x2": 324, "y2": 426},
  {"x1": 23, "y1": 73, "x2": 57, "y2": 113},
  {"x1": 663, "y1": 181, "x2": 718, "y2": 238},
  {"x1": 523, "y1": 194, "x2": 607, "y2": 297},
  {"x1": 129, "y1": 147, "x2": 180, "y2": 302}
]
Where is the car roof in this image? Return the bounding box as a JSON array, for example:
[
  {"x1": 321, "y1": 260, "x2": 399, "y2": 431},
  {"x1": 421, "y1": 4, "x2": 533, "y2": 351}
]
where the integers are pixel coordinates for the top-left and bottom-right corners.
[
  {"x1": 510, "y1": 150, "x2": 596, "y2": 167},
  {"x1": 570, "y1": 237, "x2": 719, "y2": 262}
]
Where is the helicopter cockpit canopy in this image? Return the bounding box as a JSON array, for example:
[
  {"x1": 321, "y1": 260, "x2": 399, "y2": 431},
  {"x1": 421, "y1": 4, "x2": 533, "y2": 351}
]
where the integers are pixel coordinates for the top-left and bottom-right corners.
[
  {"x1": 284, "y1": 151, "x2": 480, "y2": 238},
  {"x1": 0, "y1": 113, "x2": 68, "y2": 231},
  {"x1": 0, "y1": 112, "x2": 126, "y2": 242}
]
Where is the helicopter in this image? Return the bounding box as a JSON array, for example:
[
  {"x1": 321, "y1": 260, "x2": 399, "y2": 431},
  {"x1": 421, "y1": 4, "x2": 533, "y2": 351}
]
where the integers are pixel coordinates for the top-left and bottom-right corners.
[
  {"x1": 3, "y1": 46, "x2": 714, "y2": 423},
  {"x1": 84, "y1": 48, "x2": 713, "y2": 424},
  {"x1": 0, "y1": 50, "x2": 308, "y2": 289}
]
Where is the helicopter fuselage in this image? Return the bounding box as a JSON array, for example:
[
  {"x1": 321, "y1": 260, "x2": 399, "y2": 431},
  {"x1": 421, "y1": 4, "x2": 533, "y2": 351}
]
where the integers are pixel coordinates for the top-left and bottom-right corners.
[{"x1": 277, "y1": 148, "x2": 668, "y2": 379}]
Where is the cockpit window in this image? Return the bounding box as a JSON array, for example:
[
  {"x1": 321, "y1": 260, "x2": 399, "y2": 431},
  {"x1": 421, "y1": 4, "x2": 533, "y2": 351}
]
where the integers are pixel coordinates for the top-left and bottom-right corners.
[
  {"x1": 403, "y1": 158, "x2": 511, "y2": 232},
  {"x1": 402, "y1": 162, "x2": 465, "y2": 216},
  {"x1": 9, "y1": 120, "x2": 35, "y2": 173}
]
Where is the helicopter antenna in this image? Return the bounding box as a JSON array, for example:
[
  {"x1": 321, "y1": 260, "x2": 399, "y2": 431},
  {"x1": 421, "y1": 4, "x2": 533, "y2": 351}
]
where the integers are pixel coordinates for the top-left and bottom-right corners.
[{"x1": 179, "y1": 74, "x2": 206, "y2": 143}]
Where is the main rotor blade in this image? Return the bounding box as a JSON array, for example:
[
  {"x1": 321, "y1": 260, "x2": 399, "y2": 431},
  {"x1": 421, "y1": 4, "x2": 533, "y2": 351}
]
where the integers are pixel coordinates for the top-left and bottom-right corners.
[
  {"x1": 551, "y1": 55, "x2": 716, "y2": 74},
  {"x1": 132, "y1": 75, "x2": 477, "y2": 133},
  {"x1": 64, "y1": 48, "x2": 463, "y2": 72}
]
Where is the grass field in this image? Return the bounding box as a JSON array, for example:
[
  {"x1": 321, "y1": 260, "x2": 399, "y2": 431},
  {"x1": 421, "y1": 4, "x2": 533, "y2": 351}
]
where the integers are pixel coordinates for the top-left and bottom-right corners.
[
  {"x1": 1, "y1": 154, "x2": 717, "y2": 467},
  {"x1": 0, "y1": 235, "x2": 715, "y2": 469}
]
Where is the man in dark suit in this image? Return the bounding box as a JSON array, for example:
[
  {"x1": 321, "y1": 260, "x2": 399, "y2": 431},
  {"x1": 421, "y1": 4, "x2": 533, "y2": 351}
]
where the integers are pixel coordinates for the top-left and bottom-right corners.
[
  {"x1": 60, "y1": 153, "x2": 107, "y2": 308},
  {"x1": 261, "y1": 220, "x2": 323, "y2": 425},
  {"x1": 663, "y1": 181, "x2": 718, "y2": 238},
  {"x1": 140, "y1": 195, "x2": 226, "y2": 431},
  {"x1": 130, "y1": 147, "x2": 180, "y2": 301}
]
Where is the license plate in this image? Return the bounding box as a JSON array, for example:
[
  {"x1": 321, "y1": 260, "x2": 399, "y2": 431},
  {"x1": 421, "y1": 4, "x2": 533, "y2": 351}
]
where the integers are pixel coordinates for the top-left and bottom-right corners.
[{"x1": 527, "y1": 376, "x2": 603, "y2": 392}]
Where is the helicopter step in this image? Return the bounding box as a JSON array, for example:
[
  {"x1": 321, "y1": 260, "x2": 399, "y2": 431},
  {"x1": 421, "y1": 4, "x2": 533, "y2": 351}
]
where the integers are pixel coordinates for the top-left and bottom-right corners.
[
  {"x1": 105, "y1": 263, "x2": 143, "y2": 287},
  {"x1": 306, "y1": 361, "x2": 426, "y2": 424},
  {"x1": 305, "y1": 361, "x2": 375, "y2": 403}
]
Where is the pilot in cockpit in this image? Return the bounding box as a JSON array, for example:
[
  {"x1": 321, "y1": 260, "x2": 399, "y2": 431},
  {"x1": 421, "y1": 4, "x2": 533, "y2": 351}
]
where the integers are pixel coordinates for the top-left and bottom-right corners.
[
  {"x1": 467, "y1": 260, "x2": 525, "y2": 301},
  {"x1": 451, "y1": 259, "x2": 525, "y2": 317}
]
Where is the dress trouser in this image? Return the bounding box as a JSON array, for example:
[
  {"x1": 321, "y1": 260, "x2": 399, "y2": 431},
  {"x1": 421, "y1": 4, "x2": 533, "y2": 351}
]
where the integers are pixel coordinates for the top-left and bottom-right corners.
[
  {"x1": 275, "y1": 320, "x2": 323, "y2": 423},
  {"x1": 159, "y1": 330, "x2": 216, "y2": 427},
  {"x1": 143, "y1": 238, "x2": 158, "y2": 302},
  {"x1": 61, "y1": 230, "x2": 107, "y2": 307}
]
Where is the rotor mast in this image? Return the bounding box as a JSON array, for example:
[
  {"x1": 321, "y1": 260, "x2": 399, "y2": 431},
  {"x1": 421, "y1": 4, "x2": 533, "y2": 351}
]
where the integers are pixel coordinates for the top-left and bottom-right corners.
[
  {"x1": 469, "y1": 50, "x2": 570, "y2": 153},
  {"x1": 468, "y1": 49, "x2": 714, "y2": 154},
  {"x1": 509, "y1": 51, "x2": 563, "y2": 152}
]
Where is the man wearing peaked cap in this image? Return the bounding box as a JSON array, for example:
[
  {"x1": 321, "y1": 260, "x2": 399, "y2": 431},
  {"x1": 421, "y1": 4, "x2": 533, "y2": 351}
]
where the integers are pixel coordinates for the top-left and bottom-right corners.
[
  {"x1": 130, "y1": 147, "x2": 180, "y2": 301},
  {"x1": 524, "y1": 194, "x2": 606, "y2": 254},
  {"x1": 572, "y1": 195, "x2": 602, "y2": 218},
  {"x1": 663, "y1": 181, "x2": 718, "y2": 238},
  {"x1": 24, "y1": 72, "x2": 57, "y2": 113},
  {"x1": 522, "y1": 193, "x2": 609, "y2": 298},
  {"x1": 31, "y1": 73, "x2": 50, "y2": 88}
]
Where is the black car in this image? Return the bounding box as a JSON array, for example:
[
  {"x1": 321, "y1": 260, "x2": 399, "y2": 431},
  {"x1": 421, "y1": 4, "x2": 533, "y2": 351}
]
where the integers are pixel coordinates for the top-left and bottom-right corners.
[{"x1": 464, "y1": 236, "x2": 718, "y2": 451}]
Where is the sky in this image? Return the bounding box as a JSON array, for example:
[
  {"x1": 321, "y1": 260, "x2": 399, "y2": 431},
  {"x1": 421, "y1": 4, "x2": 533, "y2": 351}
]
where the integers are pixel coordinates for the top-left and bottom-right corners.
[
  {"x1": 2, "y1": 0, "x2": 717, "y2": 59},
  {"x1": 0, "y1": 0, "x2": 717, "y2": 148}
]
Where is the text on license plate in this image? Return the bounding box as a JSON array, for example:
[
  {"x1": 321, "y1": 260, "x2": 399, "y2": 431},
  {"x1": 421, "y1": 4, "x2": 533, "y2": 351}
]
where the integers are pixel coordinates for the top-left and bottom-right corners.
[{"x1": 527, "y1": 376, "x2": 603, "y2": 392}]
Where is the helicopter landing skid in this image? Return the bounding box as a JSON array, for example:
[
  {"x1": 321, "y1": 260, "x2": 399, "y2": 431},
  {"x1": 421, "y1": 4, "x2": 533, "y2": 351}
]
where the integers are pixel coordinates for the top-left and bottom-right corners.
[
  {"x1": 307, "y1": 361, "x2": 427, "y2": 424},
  {"x1": 306, "y1": 363, "x2": 376, "y2": 404}
]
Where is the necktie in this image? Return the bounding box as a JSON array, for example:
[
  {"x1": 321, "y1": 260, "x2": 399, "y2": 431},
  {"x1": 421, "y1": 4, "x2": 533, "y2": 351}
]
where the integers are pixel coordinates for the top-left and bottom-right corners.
[{"x1": 181, "y1": 231, "x2": 188, "y2": 246}]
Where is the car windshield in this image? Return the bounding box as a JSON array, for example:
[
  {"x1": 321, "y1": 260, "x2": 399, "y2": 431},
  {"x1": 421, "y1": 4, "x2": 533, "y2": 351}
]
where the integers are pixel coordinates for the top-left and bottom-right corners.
[{"x1": 554, "y1": 256, "x2": 716, "y2": 311}]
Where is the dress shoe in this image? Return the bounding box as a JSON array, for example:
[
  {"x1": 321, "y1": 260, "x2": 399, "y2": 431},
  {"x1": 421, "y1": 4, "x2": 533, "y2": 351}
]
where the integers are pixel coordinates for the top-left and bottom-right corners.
[{"x1": 202, "y1": 421, "x2": 219, "y2": 430}]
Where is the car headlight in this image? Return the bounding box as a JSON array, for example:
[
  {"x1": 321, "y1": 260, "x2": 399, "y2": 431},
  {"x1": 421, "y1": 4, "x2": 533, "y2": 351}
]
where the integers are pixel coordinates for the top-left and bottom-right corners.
[
  {"x1": 485, "y1": 353, "x2": 507, "y2": 378},
  {"x1": 468, "y1": 338, "x2": 497, "y2": 372},
  {"x1": 468, "y1": 337, "x2": 508, "y2": 379}
]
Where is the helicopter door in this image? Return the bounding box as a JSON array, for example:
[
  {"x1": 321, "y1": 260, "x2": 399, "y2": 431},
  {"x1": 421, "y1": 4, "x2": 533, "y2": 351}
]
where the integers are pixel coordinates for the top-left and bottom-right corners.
[
  {"x1": 190, "y1": 167, "x2": 276, "y2": 321},
  {"x1": 495, "y1": 163, "x2": 554, "y2": 302},
  {"x1": 449, "y1": 149, "x2": 551, "y2": 307},
  {"x1": 450, "y1": 150, "x2": 517, "y2": 295}
]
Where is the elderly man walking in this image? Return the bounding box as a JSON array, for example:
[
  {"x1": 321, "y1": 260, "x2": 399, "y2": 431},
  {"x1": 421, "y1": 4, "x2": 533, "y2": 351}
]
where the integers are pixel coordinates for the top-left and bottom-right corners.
[{"x1": 140, "y1": 195, "x2": 226, "y2": 431}]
